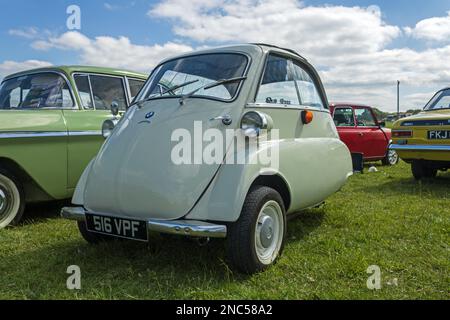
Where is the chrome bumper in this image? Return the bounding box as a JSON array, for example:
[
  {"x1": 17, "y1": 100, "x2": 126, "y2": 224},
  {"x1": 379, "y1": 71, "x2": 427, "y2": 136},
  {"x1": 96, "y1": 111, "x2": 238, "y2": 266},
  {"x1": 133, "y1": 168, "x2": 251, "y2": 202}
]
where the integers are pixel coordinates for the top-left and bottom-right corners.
[
  {"x1": 61, "y1": 207, "x2": 227, "y2": 239},
  {"x1": 390, "y1": 144, "x2": 450, "y2": 151}
]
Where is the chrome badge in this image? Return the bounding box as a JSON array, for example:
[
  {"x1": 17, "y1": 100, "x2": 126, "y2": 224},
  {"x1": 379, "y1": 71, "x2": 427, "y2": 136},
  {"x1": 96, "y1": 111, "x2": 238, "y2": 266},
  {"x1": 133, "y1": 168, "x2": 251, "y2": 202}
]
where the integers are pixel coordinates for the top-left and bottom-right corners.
[{"x1": 139, "y1": 112, "x2": 155, "y2": 124}]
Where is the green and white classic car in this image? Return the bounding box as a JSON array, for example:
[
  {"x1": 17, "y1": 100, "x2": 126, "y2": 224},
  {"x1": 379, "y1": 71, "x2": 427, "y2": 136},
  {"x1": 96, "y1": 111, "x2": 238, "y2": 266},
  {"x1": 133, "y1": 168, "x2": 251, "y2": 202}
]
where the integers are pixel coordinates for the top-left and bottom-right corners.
[
  {"x1": 0, "y1": 66, "x2": 147, "y2": 228},
  {"x1": 62, "y1": 44, "x2": 353, "y2": 273}
]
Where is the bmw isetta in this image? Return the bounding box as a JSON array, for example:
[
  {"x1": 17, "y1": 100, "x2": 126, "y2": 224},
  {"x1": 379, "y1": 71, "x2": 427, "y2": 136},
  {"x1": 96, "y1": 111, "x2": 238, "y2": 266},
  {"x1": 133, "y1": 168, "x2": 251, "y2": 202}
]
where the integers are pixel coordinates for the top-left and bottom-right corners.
[{"x1": 62, "y1": 44, "x2": 353, "y2": 273}]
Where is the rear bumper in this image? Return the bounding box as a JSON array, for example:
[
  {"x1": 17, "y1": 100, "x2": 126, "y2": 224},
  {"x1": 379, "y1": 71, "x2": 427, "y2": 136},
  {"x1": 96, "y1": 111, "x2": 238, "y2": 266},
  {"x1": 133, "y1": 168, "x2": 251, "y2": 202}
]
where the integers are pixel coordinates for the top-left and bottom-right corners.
[
  {"x1": 61, "y1": 207, "x2": 227, "y2": 239},
  {"x1": 390, "y1": 144, "x2": 450, "y2": 151}
]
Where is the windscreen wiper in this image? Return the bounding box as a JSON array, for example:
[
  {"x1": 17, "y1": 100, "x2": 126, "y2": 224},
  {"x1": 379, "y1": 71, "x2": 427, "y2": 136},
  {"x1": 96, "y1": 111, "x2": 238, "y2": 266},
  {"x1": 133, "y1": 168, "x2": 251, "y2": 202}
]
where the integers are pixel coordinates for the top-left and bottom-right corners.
[
  {"x1": 130, "y1": 79, "x2": 200, "y2": 109},
  {"x1": 179, "y1": 76, "x2": 247, "y2": 105}
]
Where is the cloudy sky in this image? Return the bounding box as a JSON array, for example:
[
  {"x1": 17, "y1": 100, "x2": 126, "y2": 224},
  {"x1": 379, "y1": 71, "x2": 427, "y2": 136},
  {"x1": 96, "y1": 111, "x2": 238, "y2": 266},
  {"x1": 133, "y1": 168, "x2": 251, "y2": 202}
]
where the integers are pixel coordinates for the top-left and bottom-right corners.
[{"x1": 1, "y1": 0, "x2": 449, "y2": 112}]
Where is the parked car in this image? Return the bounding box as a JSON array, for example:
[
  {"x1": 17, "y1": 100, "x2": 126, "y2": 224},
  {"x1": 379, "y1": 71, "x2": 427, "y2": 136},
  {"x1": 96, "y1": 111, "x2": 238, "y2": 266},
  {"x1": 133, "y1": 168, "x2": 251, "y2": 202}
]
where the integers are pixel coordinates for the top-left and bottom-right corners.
[
  {"x1": 330, "y1": 103, "x2": 399, "y2": 166},
  {"x1": 62, "y1": 44, "x2": 353, "y2": 273},
  {"x1": 390, "y1": 88, "x2": 450, "y2": 179},
  {"x1": 0, "y1": 66, "x2": 147, "y2": 228}
]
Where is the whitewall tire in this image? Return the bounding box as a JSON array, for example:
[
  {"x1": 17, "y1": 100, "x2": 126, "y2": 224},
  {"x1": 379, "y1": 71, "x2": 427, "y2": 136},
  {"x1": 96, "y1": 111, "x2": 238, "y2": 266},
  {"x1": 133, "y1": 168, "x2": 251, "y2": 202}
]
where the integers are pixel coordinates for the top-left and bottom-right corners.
[{"x1": 0, "y1": 170, "x2": 25, "y2": 228}]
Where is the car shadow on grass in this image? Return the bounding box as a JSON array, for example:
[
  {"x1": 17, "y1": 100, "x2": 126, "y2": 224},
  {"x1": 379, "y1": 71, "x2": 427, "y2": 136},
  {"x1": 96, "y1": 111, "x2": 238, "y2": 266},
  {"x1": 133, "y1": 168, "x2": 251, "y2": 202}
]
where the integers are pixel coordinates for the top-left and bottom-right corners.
[
  {"x1": 1, "y1": 209, "x2": 324, "y2": 298},
  {"x1": 19, "y1": 200, "x2": 71, "y2": 226},
  {"x1": 361, "y1": 173, "x2": 450, "y2": 197}
]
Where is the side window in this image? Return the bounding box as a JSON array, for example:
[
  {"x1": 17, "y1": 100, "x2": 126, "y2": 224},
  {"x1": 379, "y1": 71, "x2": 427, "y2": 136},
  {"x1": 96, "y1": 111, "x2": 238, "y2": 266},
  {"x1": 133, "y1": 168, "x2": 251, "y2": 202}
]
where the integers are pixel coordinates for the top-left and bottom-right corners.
[
  {"x1": 291, "y1": 61, "x2": 324, "y2": 109},
  {"x1": 256, "y1": 54, "x2": 299, "y2": 105},
  {"x1": 90, "y1": 75, "x2": 127, "y2": 110},
  {"x1": 333, "y1": 108, "x2": 355, "y2": 127},
  {"x1": 128, "y1": 79, "x2": 146, "y2": 101},
  {"x1": 355, "y1": 108, "x2": 377, "y2": 127},
  {"x1": 74, "y1": 75, "x2": 93, "y2": 109}
]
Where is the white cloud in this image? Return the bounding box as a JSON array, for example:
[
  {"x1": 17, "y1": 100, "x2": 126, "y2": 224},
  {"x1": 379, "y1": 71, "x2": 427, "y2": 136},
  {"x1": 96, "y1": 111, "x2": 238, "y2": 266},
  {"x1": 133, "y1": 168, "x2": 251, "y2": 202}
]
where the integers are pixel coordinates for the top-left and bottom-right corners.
[
  {"x1": 0, "y1": 60, "x2": 53, "y2": 81},
  {"x1": 150, "y1": 0, "x2": 400, "y2": 57},
  {"x1": 149, "y1": 0, "x2": 450, "y2": 111},
  {"x1": 104, "y1": 1, "x2": 137, "y2": 11},
  {"x1": 8, "y1": 0, "x2": 450, "y2": 111},
  {"x1": 32, "y1": 31, "x2": 193, "y2": 73},
  {"x1": 9, "y1": 27, "x2": 54, "y2": 40},
  {"x1": 405, "y1": 11, "x2": 450, "y2": 42}
]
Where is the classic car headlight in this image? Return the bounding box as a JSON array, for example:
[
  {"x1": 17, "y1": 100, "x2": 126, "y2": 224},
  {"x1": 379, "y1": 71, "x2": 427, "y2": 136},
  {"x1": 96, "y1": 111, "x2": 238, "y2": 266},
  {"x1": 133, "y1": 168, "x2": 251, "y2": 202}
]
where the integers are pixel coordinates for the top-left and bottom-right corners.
[
  {"x1": 241, "y1": 111, "x2": 273, "y2": 137},
  {"x1": 102, "y1": 119, "x2": 119, "y2": 139}
]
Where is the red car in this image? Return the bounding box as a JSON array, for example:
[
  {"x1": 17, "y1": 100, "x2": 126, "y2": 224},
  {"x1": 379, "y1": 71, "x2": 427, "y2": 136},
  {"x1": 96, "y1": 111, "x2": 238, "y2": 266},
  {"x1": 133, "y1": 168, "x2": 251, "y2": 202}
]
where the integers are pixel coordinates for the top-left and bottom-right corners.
[{"x1": 330, "y1": 103, "x2": 399, "y2": 166}]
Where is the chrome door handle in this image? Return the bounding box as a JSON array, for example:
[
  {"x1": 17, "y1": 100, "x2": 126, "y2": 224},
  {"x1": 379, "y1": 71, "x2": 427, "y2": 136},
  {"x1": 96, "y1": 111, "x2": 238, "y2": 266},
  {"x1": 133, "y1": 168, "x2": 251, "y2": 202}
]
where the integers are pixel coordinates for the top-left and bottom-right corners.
[{"x1": 210, "y1": 115, "x2": 232, "y2": 126}]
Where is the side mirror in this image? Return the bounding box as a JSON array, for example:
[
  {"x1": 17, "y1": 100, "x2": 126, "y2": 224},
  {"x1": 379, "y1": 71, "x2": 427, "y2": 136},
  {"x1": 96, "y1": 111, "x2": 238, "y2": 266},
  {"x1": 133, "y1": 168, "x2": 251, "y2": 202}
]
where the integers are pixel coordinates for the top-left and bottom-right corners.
[
  {"x1": 379, "y1": 121, "x2": 386, "y2": 127},
  {"x1": 110, "y1": 101, "x2": 119, "y2": 117}
]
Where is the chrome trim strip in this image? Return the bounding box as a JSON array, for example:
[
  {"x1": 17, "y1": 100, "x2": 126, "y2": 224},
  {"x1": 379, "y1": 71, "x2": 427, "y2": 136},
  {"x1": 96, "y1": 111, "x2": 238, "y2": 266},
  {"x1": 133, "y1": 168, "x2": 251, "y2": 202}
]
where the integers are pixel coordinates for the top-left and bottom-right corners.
[
  {"x1": 147, "y1": 219, "x2": 227, "y2": 238},
  {"x1": 68, "y1": 131, "x2": 102, "y2": 137},
  {"x1": 390, "y1": 144, "x2": 450, "y2": 151},
  {"x1": 61, "y1": 207, "x2": 86, "y2": 221},
  {"x1": 0, "y1": 131, "x2": 67, "y2": 138},
  {"x1": 61, "y1": 207, "x2": 227, "y2": 238},
  {"x1": 0, "y1": 130, "x2": 102, "y2": 138}
]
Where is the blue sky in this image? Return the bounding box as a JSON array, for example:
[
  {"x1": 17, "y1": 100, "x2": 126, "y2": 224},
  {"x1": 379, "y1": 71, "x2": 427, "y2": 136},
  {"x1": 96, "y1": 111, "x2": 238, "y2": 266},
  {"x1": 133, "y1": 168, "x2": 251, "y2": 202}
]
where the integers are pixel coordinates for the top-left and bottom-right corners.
[{"x1": 1, "y1": 0, "x2": 450, "y2": 111}]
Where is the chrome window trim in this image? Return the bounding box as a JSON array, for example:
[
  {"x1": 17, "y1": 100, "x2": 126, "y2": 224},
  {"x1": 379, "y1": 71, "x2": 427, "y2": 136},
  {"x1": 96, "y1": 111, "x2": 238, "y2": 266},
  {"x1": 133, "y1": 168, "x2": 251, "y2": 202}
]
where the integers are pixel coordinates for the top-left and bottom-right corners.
[
  {"x1": 73, "y1": 73, "x2": 95, "y2": 110},
  {"x1": 124, "y1": 76, "x2": 132, "y2": 105},
  {"x1": 72, "y1": 72, "x2": 129, "y2": 110},
  {"x1": 1, "y1": 70, "x2": 78, "y2": 110},
  {"x1": 126, "y1": 77, "x2": 147, "y2": 105}
]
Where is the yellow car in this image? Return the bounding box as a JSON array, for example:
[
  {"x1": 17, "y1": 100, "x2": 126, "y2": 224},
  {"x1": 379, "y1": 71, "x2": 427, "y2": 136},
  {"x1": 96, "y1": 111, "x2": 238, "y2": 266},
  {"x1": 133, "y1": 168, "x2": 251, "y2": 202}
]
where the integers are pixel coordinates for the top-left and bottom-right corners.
[{"x1": 390, "y1": 88, "x2": 450, "y2": 179}]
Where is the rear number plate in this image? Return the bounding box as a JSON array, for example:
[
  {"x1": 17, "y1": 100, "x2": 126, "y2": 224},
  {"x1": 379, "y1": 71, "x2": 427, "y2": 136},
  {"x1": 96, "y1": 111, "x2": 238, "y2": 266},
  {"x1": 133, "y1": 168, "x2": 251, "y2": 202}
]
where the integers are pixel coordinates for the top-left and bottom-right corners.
[
  {"x1": 86, "y1": 214, "x2": 148, "y2": 241},
  {"x1": 428, "y1": 130, "x2": 450, "y2": 140}
]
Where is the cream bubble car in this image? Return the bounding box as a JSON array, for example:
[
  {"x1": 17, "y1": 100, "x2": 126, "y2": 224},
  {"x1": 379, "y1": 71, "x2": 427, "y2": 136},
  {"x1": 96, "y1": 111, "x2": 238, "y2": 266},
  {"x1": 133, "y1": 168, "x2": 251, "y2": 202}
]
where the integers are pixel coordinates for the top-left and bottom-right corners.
[{"x1": 62, "y1": 44, "x2": 353, "y2": 273}]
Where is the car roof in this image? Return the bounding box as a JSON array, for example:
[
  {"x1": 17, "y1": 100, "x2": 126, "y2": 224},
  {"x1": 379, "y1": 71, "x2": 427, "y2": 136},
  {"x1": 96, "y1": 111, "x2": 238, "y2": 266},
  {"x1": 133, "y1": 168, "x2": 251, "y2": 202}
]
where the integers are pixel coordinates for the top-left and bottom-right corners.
[
  {"x1": 330, "y1": 102, "x2": 372, "y2": 108},
  {"x1": 156, "y1": 43, "x2": 309, "y2": 66},
  {"x1": 3, "y1": 65, "x2": 148, "y2": 81}
]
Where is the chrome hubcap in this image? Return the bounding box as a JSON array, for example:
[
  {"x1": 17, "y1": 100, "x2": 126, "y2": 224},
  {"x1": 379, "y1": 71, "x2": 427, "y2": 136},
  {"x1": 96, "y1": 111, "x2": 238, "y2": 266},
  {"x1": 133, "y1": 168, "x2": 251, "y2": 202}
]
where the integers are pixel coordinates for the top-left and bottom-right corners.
[
  {"x1": 388, "y1": 150, "x2": 398, "y2": 164},
  {"x1": 0, "y1": 186, "x2": 10, "y2": 221},
  {"x1": 0, "y1": 189, "x2": 5, "y2": 213},
  {"x1": 259, "y1": 215, "x2": 274, "y2": 248},
  {"x1": 255, "y1": 200, "x2": 284, "y2": 265},
  {"x1": 0, "y1": 174, "x2": 20, "y2": 228}
]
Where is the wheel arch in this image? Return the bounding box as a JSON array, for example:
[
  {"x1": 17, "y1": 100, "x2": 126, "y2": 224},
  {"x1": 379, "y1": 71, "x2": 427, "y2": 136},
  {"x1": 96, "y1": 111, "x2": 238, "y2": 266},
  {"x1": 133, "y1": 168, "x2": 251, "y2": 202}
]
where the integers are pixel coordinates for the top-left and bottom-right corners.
[
  {"x1": 249, "y1": 174, "x2": 291, "y2": 212},
  {"x1": 0, "y1": 157, "x2": 53, "y2": 202}
]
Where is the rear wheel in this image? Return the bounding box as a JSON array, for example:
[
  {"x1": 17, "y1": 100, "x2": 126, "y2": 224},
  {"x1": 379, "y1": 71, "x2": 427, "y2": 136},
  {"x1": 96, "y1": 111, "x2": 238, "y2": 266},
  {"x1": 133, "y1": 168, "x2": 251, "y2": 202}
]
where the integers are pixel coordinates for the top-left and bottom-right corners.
[
  {"x1": 411, "y1": 161, "x2": 437, "y2": 180},
  {"x1": 0, "y1": 169, "x2": 25, "y2": 228},
  {"x1": 382, "y1": 149, "x2": 399, "y2": 166},
  {"x1": 77, "y1": 221, "x2": 116, "y2": 244},
  {"x1": 227, "y1": 186, "x2": 286, "y2": 274}
]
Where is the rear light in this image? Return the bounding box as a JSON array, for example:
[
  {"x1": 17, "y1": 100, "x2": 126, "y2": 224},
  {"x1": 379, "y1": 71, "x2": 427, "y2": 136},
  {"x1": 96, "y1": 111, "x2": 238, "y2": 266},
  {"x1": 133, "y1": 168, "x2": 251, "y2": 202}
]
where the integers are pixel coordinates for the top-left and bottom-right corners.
[{"x1": 392, "y1": 130, "x2": 412, "y2": 138}]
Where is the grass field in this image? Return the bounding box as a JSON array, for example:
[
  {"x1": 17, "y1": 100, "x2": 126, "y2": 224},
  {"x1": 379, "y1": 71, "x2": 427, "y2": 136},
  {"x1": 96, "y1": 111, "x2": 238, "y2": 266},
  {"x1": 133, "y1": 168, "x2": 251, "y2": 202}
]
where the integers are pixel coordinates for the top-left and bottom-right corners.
[{"x1": 0, "y1": 161, "x2": 449, "y2": 300}]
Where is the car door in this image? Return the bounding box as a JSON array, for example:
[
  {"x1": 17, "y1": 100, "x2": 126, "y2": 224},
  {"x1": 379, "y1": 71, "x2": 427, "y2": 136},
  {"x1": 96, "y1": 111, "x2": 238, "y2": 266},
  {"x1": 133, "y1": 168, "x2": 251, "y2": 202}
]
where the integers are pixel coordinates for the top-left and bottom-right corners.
[
  {"x1": 354, "y1": 107, "x2": 387, "y2": 159},
  {"x1": 63, "y1": 73, "x2": 130, "y2": 190},
  {"x1": 0, "y1": 72, "x2": 70, "y2": 199},
  {"x1": 332, "y1": 106, "x2": 360, "y2": 154}
]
